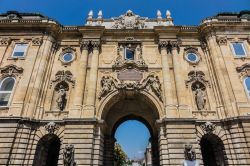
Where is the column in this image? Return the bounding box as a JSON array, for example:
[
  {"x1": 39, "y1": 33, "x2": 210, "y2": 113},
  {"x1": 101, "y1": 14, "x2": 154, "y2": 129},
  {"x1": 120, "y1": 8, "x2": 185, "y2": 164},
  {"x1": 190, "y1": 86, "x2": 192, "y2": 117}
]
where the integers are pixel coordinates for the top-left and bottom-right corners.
[
  {"x1": 25, "y1": 35, "x2": 54, "y2": 118},
  {"x1": 83, "y1": 40, "x2": 100, "y2": 117},
  {"x1": 171, "y1": 41, "x2": 191, "y2": 115},
  {"x1": 70, "y1": 40, "x2": 89, "y2": 117},
  {"x1": 159, "y1": 41, "x2": 176, "y2": 117}
]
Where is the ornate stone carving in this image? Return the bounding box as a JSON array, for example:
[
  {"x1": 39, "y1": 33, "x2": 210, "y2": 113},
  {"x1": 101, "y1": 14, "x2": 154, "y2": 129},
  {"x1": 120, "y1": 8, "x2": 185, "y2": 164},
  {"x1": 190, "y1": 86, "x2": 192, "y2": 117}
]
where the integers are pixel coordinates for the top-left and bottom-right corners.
[
  {"x1": 80, "y1": 40, "x2": 90, "y2": 50},
  {"x1": 62, "y1": 46, "x2": 76, "y2": 53},
  {"x1": 0, "y1": 37, "x2": 11, "y2": 46},
  {"x1": 44, "y1": 121, "x2": 59, "y2": 134},
  {"x1": 216, "y1": 36, "x2": 227, "y2": 45},
  {"x1": 0, "y1": 64, "x2": 23, "y2": 77},
  {"x1": 98, "y1": 74, "x2": 162, "y2": 101},
  {"x1": 51, "y1": 70, "x2": 75, "y2": 87},
  {"x1": 194, "y1": 84, "x2": 206, "y2": 110},
  {"x1": 158, "y1": 40, "x2": 181, "y2": 54},
  {"x1": 200, "y1": 121, "x2": 216, "y2": 134},
  {"x1": 111, "y1": 10, "x2": 147, "y2": 29},
  {"x1": 32, "y1": 37, "x2": 43, "y2": 46},
  {"x1": 185, "y1": 71, "x2": 210, "y2": 88},
  {"x1": 63, "y1": 144, "x2": 76, "y2": 166},
  {"x1": 91, "y1": 40, "x2": 100, "y2": 50},
  {"x1": 98, "y1": 76, "x2": 117, "y2": 100},
  {"x1": 56, "y1": 85, "x2": 67, "y2": 111},
  {"x1": 184, "y1": 144, "x2": 196, "y2": 161},
  {"x1": 236, "y1": 63, "x2": 250, "y2": 77}
]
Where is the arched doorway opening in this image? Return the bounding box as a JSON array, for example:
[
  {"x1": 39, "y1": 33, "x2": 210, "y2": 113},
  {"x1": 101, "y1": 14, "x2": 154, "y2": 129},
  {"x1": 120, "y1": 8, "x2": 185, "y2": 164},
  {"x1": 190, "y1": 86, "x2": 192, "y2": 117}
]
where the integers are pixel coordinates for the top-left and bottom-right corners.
[
  {"x1": 100, "y1": 93, "x2": 161, "y2": 166},
  {"x1": 200, "y1": 134, "x2": 226, "y2": 166},
  {"x1": 33, "y1": 134, "x2": 61, "y2": 166}
]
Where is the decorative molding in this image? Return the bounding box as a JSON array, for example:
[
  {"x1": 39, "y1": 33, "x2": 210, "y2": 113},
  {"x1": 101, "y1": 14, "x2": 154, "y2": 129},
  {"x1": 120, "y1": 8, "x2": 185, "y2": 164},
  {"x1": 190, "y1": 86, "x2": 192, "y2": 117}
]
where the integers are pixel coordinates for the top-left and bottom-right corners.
[
  {"x1": 92, "y1": 40, "x2": 100, "y2": 50},
  {"x1": 51, "y1": 70, "x2": 75, "y2": 88},
  {"x1": 184, "y1": 144, "x2": 196, "y2": 161},
  {"x1": 62, "y1": 46, "x2": 76, "y2": 53},
  {"x1": 98, "y1": 74, "x2": 162, "y2": 101},
  {"x1": 0, "y1": 37, "x2": 11, "y2": 46},
  {"x1": 216, "y1": 36, "x2": 227, "y2": 45},
  {"x1": 80, "y1": 40, "x2": 90, "y2": 50},
  {"x1": 236, "y1": 63, "x2": 250, "y2": 77},
  {"x1": 0, "y1": 64, "x2": 23, "y2": 78},
  {"x1": 184, "y1": 46, "x2": 198, "y2": 53},
  {"x1": 200, "y1": 121, "x2": 216, "y2": 134},
  {"x1": 44, "y1": 121, "x2": 59, "y2": 134},
  {"x1": 158, "y1": 40, "x2": 182, "y2": 54},
  {"x1": 111, "y1": 10, "x2": 147, "y2": 29},
  {"x1": 63, "y1": 144, "x2": 76, "y2": 166},
  {"x1": 185, "y1": 70, "x2": 210, "y2": 88},
  {"x1": 31, "y1": 37, "x2": 43, "y2": 46}
]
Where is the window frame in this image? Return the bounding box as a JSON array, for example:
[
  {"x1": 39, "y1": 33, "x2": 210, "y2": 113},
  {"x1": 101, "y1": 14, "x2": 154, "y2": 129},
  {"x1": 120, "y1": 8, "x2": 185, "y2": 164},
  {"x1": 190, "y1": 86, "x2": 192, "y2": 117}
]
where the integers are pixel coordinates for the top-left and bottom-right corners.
[
  {"x1": 231, "y1": 42, "x2": 247, "y2": 58},
  {"x1": 0, "y1": 77, "x2": 16, "y2": 107},
  {"x1": 124, "y1": 47, "x2": 135, "y2": 60},
  {"x1": 243, "y1": 76, "x2": 250, "y2": 99},
  {"x1": 11, "y1": 43, "x2": 29, "y2": 58}
]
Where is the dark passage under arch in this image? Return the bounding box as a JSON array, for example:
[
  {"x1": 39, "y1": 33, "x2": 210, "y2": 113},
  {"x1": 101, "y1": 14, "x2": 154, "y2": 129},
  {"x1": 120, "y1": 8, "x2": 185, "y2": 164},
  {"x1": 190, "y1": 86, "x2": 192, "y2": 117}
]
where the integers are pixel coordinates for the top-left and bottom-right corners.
[
  {"x1": 33, "y1": 134, "x2": 61, "y2": 166},
  {"x1": 200, "y1": 134, "x2": 226, "y2": 166}
]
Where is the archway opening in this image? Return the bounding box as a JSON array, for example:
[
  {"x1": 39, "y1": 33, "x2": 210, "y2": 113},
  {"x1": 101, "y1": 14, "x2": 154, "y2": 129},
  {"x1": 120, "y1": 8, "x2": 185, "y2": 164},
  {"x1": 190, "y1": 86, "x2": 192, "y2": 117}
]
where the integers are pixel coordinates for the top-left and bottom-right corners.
[
  {"x1": 200, "y1": 134, "x2": 226, "y2": 166},
  {"x1": 101, "y1": 93, "x2": 161, "y2": 166},
  {"x1": 33, "y1": 134, "x2": 61, "y2": 166},
  {"x1": 114, "y1": 120, "x2": 151, "y2": 164}
]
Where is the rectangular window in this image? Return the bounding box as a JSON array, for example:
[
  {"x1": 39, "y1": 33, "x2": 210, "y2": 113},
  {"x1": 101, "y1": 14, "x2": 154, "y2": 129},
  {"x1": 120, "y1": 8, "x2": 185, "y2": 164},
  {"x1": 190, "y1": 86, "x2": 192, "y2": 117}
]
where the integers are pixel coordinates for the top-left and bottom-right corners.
[
  {"x1": 12, "y1": 43, "x2": 28, "y2": 57},
  {"x1": 125, "y1": 48, "x2": 135, "y2": 60},
  {"x1": 231, "y1": 42, "x2": 247, "y2": 57}
]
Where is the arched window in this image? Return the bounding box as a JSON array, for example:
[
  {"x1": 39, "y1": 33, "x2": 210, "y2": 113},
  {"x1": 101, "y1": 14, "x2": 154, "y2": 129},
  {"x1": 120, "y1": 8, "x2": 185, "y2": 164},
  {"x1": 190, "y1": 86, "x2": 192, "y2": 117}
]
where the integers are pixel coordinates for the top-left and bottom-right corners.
[
  {"x1": 244, "y1": 77, "x2": 250, "y2": 98},
  {"x1": 0, "y1": 77, "x2": 15, "y2": 106}
]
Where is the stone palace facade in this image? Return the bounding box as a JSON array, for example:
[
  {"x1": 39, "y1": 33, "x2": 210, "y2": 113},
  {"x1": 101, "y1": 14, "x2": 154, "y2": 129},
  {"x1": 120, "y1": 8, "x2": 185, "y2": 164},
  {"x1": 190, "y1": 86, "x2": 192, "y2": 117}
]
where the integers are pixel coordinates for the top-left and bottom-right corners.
[{"x1": 0, "y1": 10, "x2": 250, "y2": 166}]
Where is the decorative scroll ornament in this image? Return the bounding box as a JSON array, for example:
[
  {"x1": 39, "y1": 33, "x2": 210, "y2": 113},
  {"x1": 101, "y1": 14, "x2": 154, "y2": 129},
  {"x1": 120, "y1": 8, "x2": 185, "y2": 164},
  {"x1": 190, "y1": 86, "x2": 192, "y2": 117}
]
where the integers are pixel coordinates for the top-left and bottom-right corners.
[
  {"x1": 32, "y1": 37, "x2": 43, "y2": 46},
  {"x1": 236, "y1": 63, "x2": 250, "y2": 77},
  {"x1": 0, "y1": 64, "x2": 23, "y2": 77},
  {"x1": 98, "y1": 74, "x2": 162, "y2": 101},
  {"x1": 111, "y1": 10, "x2": 148, "y2": 29},
  {"x1": 184, "y1": 144, "x2": 196, "y2": 161},
  {"x1": 51, "y1": 70, "x2": 75, "y2": 87},
  {"x1": 63, "y1": 144, "x2": 76, "y2": 166},
  {"x1": 185, "y1": 71, "x2": 210, "y2": 88},
  {"x1": 44, "y1": 122, "x2": 59, "y2": 134},
  {"x1": 0, "y1": 37, "x2": 11, "y2": 46},
  {"x1": 216, "y1": 36, "x2": 227, "y2": 45},
  {"x1": 200, "y1": 121, "x2": 216, "y2": 134}
]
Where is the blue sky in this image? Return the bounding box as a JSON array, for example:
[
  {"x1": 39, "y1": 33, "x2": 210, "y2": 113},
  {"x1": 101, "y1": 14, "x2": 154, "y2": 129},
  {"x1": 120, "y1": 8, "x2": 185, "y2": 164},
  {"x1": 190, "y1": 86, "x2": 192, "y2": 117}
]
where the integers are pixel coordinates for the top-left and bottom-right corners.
[
  {"x1": 0, "y1": 0, "x2": 249, "y2": 26},
  {"x1": 115, "y1": 120, "x2": 150, "y2": 159}
]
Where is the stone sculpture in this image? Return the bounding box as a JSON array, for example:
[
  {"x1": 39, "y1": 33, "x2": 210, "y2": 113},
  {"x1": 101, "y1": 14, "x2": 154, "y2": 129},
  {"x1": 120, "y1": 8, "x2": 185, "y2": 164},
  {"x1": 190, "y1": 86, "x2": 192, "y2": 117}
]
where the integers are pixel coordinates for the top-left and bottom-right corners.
[
  {"x1": 183, "y1": 144, "x2": 199, "y2": 166},
  {"x1": 45, "y1": 121, "x2": 59, "y2": 134},
  {"x1": 63, "y1": 144, "x2": 76, "y2": 166},
  {"x1": 200, "y1": 121, "x2": 216, "y2": 134},
  {"x1": 98, "y1": 76, "x2": 116, "y2": 99},
  {"x1": 56, "y1": 85, "x2": 67, "y2": 111},
  {"x1": 194, "y1": 84, "x2": 206, "y2": 110}
]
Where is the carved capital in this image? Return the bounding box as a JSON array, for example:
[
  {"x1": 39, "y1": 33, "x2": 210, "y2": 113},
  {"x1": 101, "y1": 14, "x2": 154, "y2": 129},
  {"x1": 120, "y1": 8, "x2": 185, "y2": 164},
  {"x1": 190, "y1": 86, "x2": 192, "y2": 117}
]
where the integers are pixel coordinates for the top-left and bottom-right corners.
[
  {"x1": 92, "y1": 40, "x2": 100, "y2": 50},
  {"x1": 200, "y1": 121, "x2": 216, "y2": 134},
  {"x1": 80, "y1": 40, "x2": 90, "y2": 50},
  {"x1": 158, "y1": 41, "x2": 168, "y2": 49},
  {"x1": 0, "y1": 37, "x2": 11, "y2": 46},
  {"x1": 0, "y1": 64, "x2": 23, "y2": 78},
  {"x1": 170, "y1": 40, "x2": 182, "y2": 50},
  {"x1": 32, "y1": 37, "x2": 43, "y2": 46},
  {"x1": 216, "y1": 36, "x2": 227, "y2": 46},
  {"x1": 45, "y1": 122, "x2": 59, "y2": 134}
]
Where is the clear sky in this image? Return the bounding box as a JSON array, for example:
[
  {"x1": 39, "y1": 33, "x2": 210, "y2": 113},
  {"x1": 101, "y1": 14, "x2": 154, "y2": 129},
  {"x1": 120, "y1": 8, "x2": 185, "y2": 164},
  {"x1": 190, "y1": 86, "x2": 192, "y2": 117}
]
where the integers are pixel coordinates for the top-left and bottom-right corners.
[
  {"x1": 0, "y1": 0, "x2": 249, "y2": 26},
  {"x1": 115, "y1": 120, "x2": 150, "y2": 160}
]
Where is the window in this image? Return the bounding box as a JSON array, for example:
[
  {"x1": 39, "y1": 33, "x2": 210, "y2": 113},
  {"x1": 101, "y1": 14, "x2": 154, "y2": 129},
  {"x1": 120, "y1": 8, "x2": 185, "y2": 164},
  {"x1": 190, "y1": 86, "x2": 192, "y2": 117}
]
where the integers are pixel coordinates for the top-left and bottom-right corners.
[
  {"x1": 0, "y1": 77, "x2": 15, "y2": 106},
  {"x1": 231, "y1": 42, "x2": 247, "y2": 57},
  {"x1": 62, "y1": 53, "x2": 73, "y2": 63},
  {"x1": 125, "y1": 47, "x2": 135, "y2": 60},
  {"x1": 244, "y1": 77, "x2": 250, "y2": 98},
  {"x1": 12, "y1": 43, "x2": 28, "y2": 57},
  {"x1": 185, "y1": 53, "x2": 199, "y2": 63}
]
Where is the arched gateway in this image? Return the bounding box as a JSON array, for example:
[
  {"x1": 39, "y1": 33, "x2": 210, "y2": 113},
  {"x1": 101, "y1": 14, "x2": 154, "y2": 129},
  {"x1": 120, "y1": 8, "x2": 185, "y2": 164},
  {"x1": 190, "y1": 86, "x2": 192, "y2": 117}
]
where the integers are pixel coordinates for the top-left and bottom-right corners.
[{"x1": 98, "y1": 90, "x2": 164, "y2": 165}]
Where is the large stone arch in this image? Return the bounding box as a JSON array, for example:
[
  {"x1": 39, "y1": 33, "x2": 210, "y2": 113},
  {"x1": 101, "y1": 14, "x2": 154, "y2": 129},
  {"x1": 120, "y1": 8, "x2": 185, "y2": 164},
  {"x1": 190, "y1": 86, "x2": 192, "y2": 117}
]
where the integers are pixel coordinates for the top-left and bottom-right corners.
[{"x1": 97, "y1": 90, "x2": 162, "y2": 166}]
